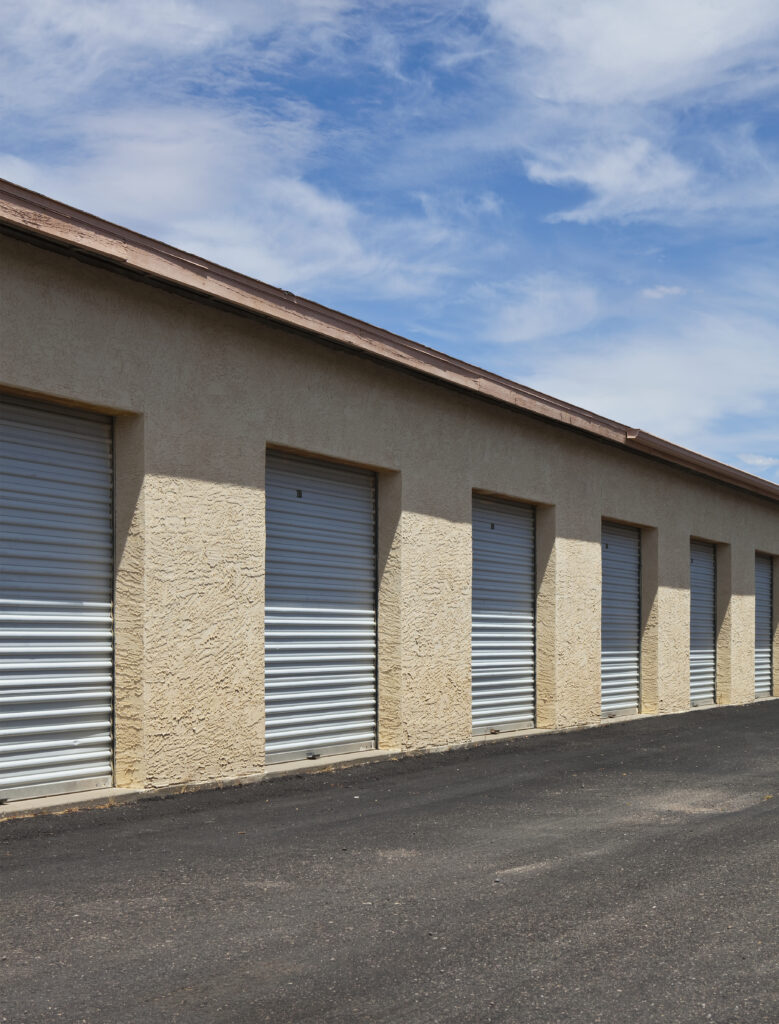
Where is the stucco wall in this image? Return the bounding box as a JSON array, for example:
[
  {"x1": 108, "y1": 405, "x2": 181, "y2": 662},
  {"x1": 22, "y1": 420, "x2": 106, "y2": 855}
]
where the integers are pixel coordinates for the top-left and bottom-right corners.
[{"x1": 1, "y1": 231, "x2": 777, "y2": 789}]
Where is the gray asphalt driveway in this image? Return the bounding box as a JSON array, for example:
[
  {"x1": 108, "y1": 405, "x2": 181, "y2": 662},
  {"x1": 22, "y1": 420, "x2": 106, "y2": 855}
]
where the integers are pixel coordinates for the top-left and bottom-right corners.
[{"x1": 2, "y1": 703, "x2": 777, "y2": 1023}]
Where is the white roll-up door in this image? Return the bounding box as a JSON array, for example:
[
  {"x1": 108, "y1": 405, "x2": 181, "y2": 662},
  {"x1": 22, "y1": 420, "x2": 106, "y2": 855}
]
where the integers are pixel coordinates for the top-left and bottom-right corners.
[
  {"x1": 0, "y1": 395, "x2": 113, "y2": 800},
  {"x1": 264, "y1": 452, "x2": 377, "y2": 763},
  {"x1": 690, "y1": 541, "x2": 717, "y2": 705},
  {"x1": 471, "y1": 495, "x2": 535, "y2": 734},
  {"x1": 601, "y1": 522, "x2": 641, "y2": 715},
  {"x1": 755, "y1": 554, "x2": 773, "y2": 698}
]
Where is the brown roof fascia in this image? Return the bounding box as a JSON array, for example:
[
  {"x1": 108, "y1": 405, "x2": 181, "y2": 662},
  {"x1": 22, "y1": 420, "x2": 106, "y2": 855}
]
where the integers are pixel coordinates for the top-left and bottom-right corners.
[{"x1": 1, "y1": 177, "x2": 777, "y2": 504}]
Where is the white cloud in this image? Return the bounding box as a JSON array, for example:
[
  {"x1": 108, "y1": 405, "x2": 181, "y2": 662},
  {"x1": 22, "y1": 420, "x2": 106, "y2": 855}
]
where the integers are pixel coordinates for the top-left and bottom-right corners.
[
  {"x1": 739, "y1": 453, "x2": 779, "y2": 467},
  {"x1": 478, "y1": 1, "x2": 779, "y2": 225},
  {"x1": 485, "y1": 274, "x2": 600, "y2": 344},
  {"x1": 0, "y1": 1, "x2": 482, "y2": 299},
  {"x1": 6, "y1": 2, "x2": 779, "y2": 238},
  {"x1": 526, "y1": 133, "x2": 697, "y2": 224},
  {"x1": 486, "y1": 0, "x2": 779, "y2": 106},
  {"x1": 642, "y1": 285, "x2": 686, "y2": 299},
  {"x1": 0, "y1": 0, "x2": 354, "y2": 111}
]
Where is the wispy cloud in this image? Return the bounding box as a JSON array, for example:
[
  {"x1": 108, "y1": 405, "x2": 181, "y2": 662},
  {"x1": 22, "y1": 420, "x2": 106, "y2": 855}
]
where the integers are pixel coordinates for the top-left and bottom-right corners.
[
  {"x1": 740, "y1": 454, "x2": 779, "y2": 467},
  {"x1": 0, "y1": 2, "x2": 487, "y2": 298},
  {"x1": 480, "y1": 0, "x2": 779, "y2": 225},
  {"x1": 486, "y1": 0, "x2": 779, "y2": 106},
  {"x1": 0, "y1": 0, "x2": 354, "y2": 112},
  {"x1": 642, "y1": 285, "x2": 686, "y2": 299},
  {"x1": 484, "y1": 274, "x2": 600, "y2": 344}
]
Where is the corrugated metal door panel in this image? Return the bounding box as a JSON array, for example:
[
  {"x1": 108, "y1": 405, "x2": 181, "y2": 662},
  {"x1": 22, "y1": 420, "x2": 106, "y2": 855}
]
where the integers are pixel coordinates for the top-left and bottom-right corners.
[
  {"x1": 755, "y1": 554, "x2": 773, "y2": 697},
  {"x1": 601, "y1": 522, "x2": 641, "y2": 715},
  {"x1": 264, "y1": 452, "x2": 377, "y2": 763},
  {"x1": 0, "y1": 395, "x2": 113, "y2": 800},
  {"x1": 471, "y1": 495, "x2": 535, "y2": 734},
  {"x1": 690, "y1": 541, "x2": 716, "y2": 705}
]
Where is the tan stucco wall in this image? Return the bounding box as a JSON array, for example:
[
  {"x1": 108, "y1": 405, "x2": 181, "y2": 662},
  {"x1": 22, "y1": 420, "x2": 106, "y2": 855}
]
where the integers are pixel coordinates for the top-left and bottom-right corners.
[{"x1": 2, "y1": 231, "x2": 778, "y2": 789}]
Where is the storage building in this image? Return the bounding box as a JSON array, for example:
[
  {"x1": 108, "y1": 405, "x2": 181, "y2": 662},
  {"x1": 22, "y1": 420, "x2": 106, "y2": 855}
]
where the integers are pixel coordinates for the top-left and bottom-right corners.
[{"x1": 0, "y1": 179, "x2": 777, "y2": 802}]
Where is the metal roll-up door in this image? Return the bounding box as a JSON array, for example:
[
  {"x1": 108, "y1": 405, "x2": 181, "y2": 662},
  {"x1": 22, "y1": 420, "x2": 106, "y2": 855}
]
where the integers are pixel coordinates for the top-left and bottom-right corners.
[
  {"x1": 0, "y1": 395, "x2": 113, "y2": 800},
  {"x1": 471, "y1": 495, "x2": 535, "y2": 733},
  {"x1": 264, "y1": 452, "x2": 377, "y2": 763},
  {"x1": 601, "y1": 522, "x2": 641, "y2": 715},
  {"x1": 755, "y1": 554, "x2": 773, "y2": 698},
  {"x1": 690, "y1": 541, "x2": 717, "y2": 705}
]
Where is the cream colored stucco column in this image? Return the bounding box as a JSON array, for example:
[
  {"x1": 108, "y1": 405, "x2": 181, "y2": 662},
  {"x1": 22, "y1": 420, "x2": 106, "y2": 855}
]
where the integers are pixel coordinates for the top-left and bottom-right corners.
[
  {"x1": 639, "y1": 526, "x2": 659, "y2": 715},
  {"x1": 113, "y1": 413, "x2": 147, "y2": 788},
  {"x1": 537, "y1": 504, "x2": 602, "y2": 731},
  {"x1": 376, "y1": 470, "x2": 403, "y2": 750},
  {"x1": 643, "y1": 525, "x2": 690, "y2": 715},
  {"x1": 535, "y1": 505, "x2": 557, "y2": 730},
  {"x1": 718, "y1": 541, "x2": 756, "y2": 705},
  {"x1": 139, "y1": 474, "x2": 266, "y2": 786},
  {"x1": 124, "y1": 406, "x2": 267, "y2": 789},
  {"x1": 386, "y1": 465, "x2": 472, "y2": 752}
]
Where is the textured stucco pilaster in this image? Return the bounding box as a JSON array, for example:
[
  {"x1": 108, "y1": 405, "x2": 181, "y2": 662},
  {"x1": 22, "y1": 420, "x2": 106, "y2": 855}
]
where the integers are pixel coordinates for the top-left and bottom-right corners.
[
  {"x1": 718, "y1": 541, "x2": 756, "y2": 705},
  {"x1": 650, "y1": 526, "x2": 691, "y2": 715},
  {"x1": 377, "y1": 471, "x2": 403, "y2": 749},
  {"x1": 551, "y1": 507, "x2": 602, "y2": 730},
  {"x1": 141, "y1": 473, "x2": 265, "y2": 787},
  {"x1": 716, "y1": 544, "x2": 734, "y2": 705},
  {"x1": 639, "y1": 527, "x2": 660, "y2": 715},
  {"x1": 398, "y1": 470, "x2": 471, "y2": 752},
  {"x1": 534, "y1": 505, "x2": 557, "y2": 729},
  {"x1": 113, "y1": 413, "x2": 147, "y2": 788}
]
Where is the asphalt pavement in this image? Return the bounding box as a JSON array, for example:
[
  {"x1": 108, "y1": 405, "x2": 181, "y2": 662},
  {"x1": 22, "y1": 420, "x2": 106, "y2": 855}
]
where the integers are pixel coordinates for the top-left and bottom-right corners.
[{"x1": 2, "y1": 702, "x2": 777, "y2": 1024}]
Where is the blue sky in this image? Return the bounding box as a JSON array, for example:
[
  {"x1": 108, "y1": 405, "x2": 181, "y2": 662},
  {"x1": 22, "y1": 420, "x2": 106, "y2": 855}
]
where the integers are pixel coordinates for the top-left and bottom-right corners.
[{"x1": 1, "y1": 1, "x2": 779, "y2": 479}]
